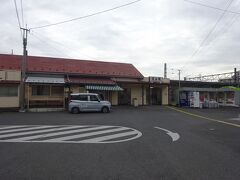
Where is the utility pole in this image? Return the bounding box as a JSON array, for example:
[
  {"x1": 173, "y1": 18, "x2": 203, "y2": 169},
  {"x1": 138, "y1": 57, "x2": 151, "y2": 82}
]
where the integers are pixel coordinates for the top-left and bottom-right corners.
[
  {"x1": 178, "y1": 69, "x2": 181, "y2": 106},
  {"x1": 178, "y1": 69, "x2": 181, "y2": 90},
  {"x1": 19, "y1": 27, "x2": 30, "y2": 112},
  {"x1": 164, "y1": 63, "x2": 167, "y2": 78}
]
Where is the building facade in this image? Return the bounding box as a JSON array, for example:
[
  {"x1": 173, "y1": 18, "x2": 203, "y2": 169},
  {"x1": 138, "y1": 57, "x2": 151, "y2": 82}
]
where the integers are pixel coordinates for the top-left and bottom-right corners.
[
  {"x1": 0, "y1": 54, "x2": 170, "y2": 111},
  {"x1": 0, "y1": 70, "x2": 20, "y2": 109}
]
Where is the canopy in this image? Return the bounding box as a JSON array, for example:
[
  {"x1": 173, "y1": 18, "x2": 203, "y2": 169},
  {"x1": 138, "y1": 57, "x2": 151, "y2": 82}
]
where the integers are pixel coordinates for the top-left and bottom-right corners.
[
  {"x1": 25, "y1": 76, "x2": 65, "y2": 84},
  {"x1": 85, "y1": 85, "x2": 123, "y2": 91}
]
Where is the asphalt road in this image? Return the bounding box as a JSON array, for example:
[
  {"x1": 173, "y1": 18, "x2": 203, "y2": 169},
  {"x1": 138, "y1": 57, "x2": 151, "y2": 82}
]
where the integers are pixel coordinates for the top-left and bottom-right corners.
[{"x1": 0, "y1": 106, "x2": 240, "y2": 180}]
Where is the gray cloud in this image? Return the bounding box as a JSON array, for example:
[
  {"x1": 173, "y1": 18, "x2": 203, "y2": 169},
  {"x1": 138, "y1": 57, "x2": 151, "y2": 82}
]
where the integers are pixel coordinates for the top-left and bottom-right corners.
[{"x1": 0, "y1": 0, "x2": 239, "y2": 78}]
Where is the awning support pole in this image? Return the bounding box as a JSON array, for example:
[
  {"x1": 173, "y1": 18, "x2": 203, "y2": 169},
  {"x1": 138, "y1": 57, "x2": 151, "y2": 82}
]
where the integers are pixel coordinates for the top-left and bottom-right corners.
[{"x1": 27, "y1": 84, "x2": 30, "y2": 111}]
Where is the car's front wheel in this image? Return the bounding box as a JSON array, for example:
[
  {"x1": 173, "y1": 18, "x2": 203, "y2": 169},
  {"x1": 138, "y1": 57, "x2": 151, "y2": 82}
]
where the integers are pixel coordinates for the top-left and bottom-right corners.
[
  {"x1": 71, "y1": 107, "x2": 80, "y2": 114},
  {"x1": 102, "y1": 106, "x2": 109, "y2": 113}
]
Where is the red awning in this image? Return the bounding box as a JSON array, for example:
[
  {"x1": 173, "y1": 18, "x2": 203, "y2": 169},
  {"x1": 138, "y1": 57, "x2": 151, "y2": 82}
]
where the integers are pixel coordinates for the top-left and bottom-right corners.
[{"x1": 67, "y1": 77, "x2": 116, "y2": 85}]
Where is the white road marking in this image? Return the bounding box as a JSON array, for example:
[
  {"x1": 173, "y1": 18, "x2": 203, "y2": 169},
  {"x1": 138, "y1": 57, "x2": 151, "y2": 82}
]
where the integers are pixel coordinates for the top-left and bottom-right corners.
[
  {"x1": 0, "y1": 125, "x2": 86, "y2": 139},
  {"x1": 79, "y1": 130, "x2": 140, "y2": 143},
  {"x1": 0, "y1": 125, "x2": 27, "y2": 130},
  {"x1": 43, "y1": 127, "x2": 128, "y2": 142},
  {"x1": 6, "y1": 126, "x2": 111, "y2": 141},
  {"x1": 0, "y1": 125, "x2": 142, "y2": 144},
  {"x1": 0, "y1": 125, "x2": 56, "y2": 134},
  {"x1": 154, "y1": 127, "x2": 180, "y2": 142}
]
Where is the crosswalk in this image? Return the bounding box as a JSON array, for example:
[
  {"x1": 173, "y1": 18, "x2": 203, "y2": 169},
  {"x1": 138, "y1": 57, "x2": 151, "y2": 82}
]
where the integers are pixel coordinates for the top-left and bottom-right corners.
[{"x1": 0, "y1": 125, "x2": 142, "y2": 144}]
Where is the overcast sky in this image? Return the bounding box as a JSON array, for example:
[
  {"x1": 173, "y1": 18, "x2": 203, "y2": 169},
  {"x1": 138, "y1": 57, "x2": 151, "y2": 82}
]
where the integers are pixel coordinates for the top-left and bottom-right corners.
[{"x1": 0, "y1": 0, "x2": 240, "y2": 79}]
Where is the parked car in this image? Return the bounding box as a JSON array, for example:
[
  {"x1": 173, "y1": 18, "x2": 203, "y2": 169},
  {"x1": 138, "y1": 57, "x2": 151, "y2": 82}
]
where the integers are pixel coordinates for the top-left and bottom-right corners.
[{"x1": 68, "y1": 93, "x2": 111, "y2": 114}]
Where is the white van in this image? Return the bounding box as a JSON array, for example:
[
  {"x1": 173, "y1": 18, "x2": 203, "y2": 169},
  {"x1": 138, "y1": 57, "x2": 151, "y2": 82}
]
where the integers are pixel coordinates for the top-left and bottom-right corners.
[{"x1": 68, "y1": 93, "x2": 111, "y2": 114}]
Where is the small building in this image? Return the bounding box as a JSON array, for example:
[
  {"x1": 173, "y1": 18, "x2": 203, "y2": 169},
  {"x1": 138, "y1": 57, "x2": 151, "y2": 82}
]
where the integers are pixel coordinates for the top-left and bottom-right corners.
[
  {"x1": 169, "y1": 80, "x2": 240, "y2": 107},
  {"x1": 0, "y1": 70, "x2": 21, "y2": 110},
  {"x1": 142, "y1": 77, "x2": 170, "y2": 105},
  {"x1": 0, "y1": 54, "x2": 170, "y2": 111}
]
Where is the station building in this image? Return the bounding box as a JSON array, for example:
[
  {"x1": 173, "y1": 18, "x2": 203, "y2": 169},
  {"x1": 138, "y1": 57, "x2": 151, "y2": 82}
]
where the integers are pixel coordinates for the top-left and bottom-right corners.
[{"x1": 0, "y1": 54, "x2": 170, "y2": 111}]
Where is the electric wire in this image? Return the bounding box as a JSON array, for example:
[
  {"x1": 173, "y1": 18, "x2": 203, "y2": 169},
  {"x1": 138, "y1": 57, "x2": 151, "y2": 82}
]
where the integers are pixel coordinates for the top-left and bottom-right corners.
[
  {"x1": 30, "y1": 0, "x2": 142, "y2": 30},
  {"x1": 13, "y1": 0, "x2": 23, "y2": 38},
  {"x1": 181, "y1": 0, "x2": 234, "y2": 72},
  {"x1": 205, "y1": 0, "x2": 240, "y2": 49},
  {"x1": 20, "y1": 0, "x2": 24, "y2": 26},
  {"x1": 202, "y1": 13, "x2": 239, "y2": 54},
  {"x1": 184, "y1": 0, "x2": 240, "y2": 15},
  {"x1": 31, "y1": 30, "x2": 99, "y2": 60},
  {"x1": 188, "y1": 6, "x2": 238, "y2": 65},
  {"x1": 29, "y1": 33, "x2": 73, "y2": 59},
  {"x1": 181, "y1": 0, "x2": 235, "y2": 77},
  {"x1": 189, "y1": 0, "x2": 234, "y2": 59},
  {"x1": 31, "y1": 30, "x2": 136, "y2": 62}
]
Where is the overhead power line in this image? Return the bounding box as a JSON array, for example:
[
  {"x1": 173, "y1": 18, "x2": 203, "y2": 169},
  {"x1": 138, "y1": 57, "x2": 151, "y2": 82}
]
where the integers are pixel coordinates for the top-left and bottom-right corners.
[
  {"x1": 212, "y1": 14, "x2": 239, "y2": 43},
  {"x1": 189, "y1": 0, "x2": 234, "y2": 59},
  {"x1": 181, "y1": 0, "x2": 235, "y2": 72},
  {"x1": 180, "y1": 0, "x2": 235, "y2": 77},
  {"x1": 31, "y1": 30, "x2": 99, "y2": 60},
  {"x1": 13, "y1": 0, "x2": 23, "y2": 38},
  {"x1": 30, "y1": 0, "x2": 142, "y2": 30},
  {"x1": 199, "y1": 9, "x2": 239, "y2": 58},
  {"x1": 20, "y1": 0, "x2": 24, "y2": 26},
  {"x1": 184, "y1": 0, "x2": 240, "y2": 15},
  {"x1": 30, "y1": 33, "x2": 73, "y2": 58}
]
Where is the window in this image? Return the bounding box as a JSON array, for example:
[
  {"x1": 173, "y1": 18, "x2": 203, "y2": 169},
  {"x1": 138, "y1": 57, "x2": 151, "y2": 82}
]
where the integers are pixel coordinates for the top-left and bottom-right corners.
[
  {"x1": 0, "y1": 85, "x2": 18, "y2": 97},
  {"x1": 90, "y1": 95, "x2": 99, "y2": 101},
  {"x1": 79, "y1": 95, "x2": 88, "y2": 101},
  {"x1": 70, "y1": 95, "x2": 88, "y2": 101},
  {"x1": 51, "y1": 86, "x2": 63, "y2": 96},
  {"x1": 32, "y1": 85, "x2": 50, "y2": 96},
  {"x1": 71, "y1": 95, "x2": 78, "y2": 100}
]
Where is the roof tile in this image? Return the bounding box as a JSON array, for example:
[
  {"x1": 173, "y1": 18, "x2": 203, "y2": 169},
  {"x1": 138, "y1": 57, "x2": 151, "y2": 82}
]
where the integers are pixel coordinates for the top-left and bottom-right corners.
[{"x1": 0, "y1": 54, "x2": 143, "y2": 78}]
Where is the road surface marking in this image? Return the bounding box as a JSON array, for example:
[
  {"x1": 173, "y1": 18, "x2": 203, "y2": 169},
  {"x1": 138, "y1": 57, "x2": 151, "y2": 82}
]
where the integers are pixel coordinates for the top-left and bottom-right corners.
[
  {"x1": 5, "y1": 126, "x2": 110, "y2": 141},
  {"x1": 0, "y1": 125, "x2": 28, "y2": 130},
  {"x1": 0, "y1": 125, "x2": 86, "y2": 139},
  {"x1": 43, "y1": 127, "x2": 129, "y2": 142},
  {"x1": 154, "y1": 127, "x2": 180, "y2": 142},
  {"x1": 167, "y1": 106, "x2": 240, "y2": 128},
  {"x1": 0, "y1": 125, "x2": 56, "y2": 134},
  {"x1": 76, "y1": 130, "x2": 141, "y2": 143},
  {"x1": 0, "y1": 125, "x2": 142, "y2": 144}
]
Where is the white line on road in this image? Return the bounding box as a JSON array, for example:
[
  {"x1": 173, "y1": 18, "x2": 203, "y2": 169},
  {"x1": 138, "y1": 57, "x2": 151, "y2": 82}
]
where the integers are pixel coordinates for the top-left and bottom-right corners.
[
  {"x1": 43, "y1": 127, "x2": 129, "y2": 142},
  {"x1": 0, "y1": 125, "x2": 87, "y2": 139},
  {"x1": 79, "y1": 130, "x2": 141, "y2": 143},
  {"x1": 0, "y1": 125, "x2": 142, "y2": 144},
  {"x1": 154, "y1": 127, "x2": 180, "y2": 142},
  {"x1": 0, "y1": 125, "x2": 28, "y2": 130},
  {"x1": 6, "y1": 126, "x2": 112, "y2": 141},
  {"x1": 0, "y1": 125, "x2": 57, "y2": 134}
]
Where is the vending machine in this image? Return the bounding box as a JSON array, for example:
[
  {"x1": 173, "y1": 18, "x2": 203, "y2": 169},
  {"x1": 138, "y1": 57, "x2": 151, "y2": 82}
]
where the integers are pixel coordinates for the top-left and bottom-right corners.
[{"x1": 189, "y1": 91, "x2": 200, "y2": 108}]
